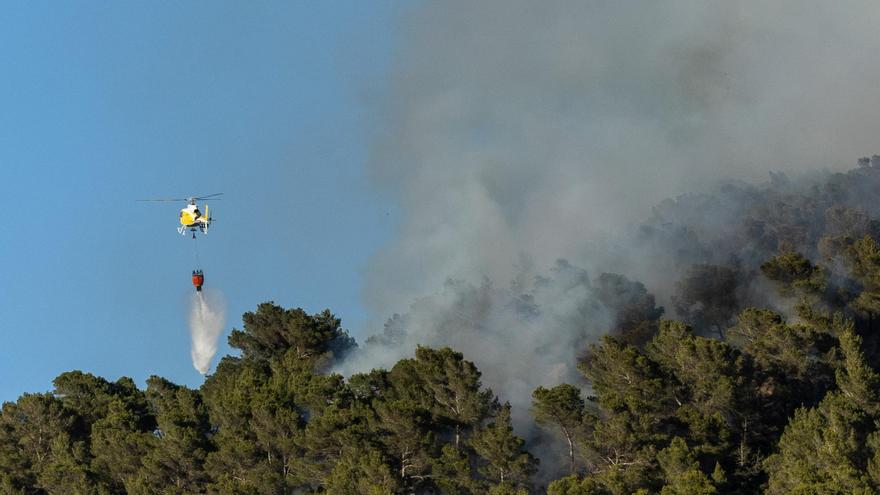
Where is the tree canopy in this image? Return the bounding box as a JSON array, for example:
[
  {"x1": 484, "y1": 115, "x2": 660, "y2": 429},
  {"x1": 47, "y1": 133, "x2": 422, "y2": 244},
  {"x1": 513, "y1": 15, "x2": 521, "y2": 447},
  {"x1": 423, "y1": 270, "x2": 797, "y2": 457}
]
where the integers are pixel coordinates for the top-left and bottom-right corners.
[{"x1": 9, "y1": 161, "x2": 880, "y2": 492}]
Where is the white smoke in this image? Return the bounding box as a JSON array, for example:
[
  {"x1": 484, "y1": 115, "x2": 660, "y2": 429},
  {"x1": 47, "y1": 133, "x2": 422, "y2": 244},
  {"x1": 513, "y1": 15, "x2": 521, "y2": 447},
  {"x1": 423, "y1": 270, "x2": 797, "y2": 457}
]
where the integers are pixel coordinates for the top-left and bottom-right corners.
[
  {"x1": 188, "y1": 290, "x2": 226, "y2": 374},
  {"x1": 364, "y1": 0, "x2": 880, "y2": 321},
  {"x1": 346, "y1": 2, "x2": 880, "y2": 478},
  {"x1": 342, "y1": 260, "x2": 611, "y2": 411},
  {"x1": 348, "y1": 0, "x2": 880, "y2": 424}
]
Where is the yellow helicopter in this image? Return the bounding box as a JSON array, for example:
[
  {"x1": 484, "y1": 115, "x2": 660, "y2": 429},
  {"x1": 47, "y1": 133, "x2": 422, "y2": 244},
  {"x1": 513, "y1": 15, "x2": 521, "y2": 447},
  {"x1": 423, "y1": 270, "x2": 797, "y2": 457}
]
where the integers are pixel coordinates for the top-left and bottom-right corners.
[{"x1": 137, "y1": 193, "x2": 221, "y2": 238}]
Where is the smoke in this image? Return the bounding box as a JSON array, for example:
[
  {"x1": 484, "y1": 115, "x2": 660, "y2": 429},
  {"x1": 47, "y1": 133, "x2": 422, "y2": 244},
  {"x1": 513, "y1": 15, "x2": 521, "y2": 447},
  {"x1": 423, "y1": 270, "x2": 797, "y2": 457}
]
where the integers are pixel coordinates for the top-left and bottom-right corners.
[
  {"x1": 364, "y1": 0, "x2": 880, "y2": 320},
  {"x1": 341, "y1": 2, "x2": 880, "y2": 478},
  {"x1": 356, "y1": 0, "x2": 880, "y2": 336},
  {"x1": 188, "y1": 290, "x2": 226, "y2": 375},
  {"x1": 343, "y1": 260, "x2": 614, "y2": 415}
]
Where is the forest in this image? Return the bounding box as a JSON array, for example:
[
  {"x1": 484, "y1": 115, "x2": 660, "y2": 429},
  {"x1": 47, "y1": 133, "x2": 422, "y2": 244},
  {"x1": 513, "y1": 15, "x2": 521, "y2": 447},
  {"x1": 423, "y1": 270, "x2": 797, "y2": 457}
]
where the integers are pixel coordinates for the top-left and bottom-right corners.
[{"x1": 9, "y1": 158, "x2": 880, "y2": 494}]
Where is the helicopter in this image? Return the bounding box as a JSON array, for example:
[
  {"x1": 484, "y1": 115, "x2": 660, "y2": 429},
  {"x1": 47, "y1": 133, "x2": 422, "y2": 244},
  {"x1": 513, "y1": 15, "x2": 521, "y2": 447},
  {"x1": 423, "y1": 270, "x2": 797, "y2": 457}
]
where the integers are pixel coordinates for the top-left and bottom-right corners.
[{"x1": 137, "y1": 193, "x2": 222, "y2": 238}]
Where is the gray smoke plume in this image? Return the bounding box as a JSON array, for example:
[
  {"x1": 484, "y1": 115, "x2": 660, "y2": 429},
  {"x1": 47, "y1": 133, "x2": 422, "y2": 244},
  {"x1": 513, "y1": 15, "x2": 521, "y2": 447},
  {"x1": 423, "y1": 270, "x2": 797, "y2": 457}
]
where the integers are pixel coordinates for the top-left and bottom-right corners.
[
  {"x1": 344, "y1": 261, "x2": 616, "y2": 415},
  {"x1": 364, "y1": 0, "x2": 880, "y2": 321},
  {"x1": 188, "y1": 290, "x2": 225, "y2": 374},
  {"x1": 352, "y1": 1, "x2": 880, "y2": 387},
  {"x1": 343, "y1": 2, "x2": 880, "y2": 480}
]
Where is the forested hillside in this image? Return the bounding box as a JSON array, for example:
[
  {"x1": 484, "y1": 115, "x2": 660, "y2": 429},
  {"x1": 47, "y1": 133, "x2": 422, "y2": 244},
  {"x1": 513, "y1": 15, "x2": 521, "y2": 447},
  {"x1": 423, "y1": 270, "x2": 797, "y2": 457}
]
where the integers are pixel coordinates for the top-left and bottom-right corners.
[{"x1": 8, "y1": 159, "x2": 880, "y2": 493}]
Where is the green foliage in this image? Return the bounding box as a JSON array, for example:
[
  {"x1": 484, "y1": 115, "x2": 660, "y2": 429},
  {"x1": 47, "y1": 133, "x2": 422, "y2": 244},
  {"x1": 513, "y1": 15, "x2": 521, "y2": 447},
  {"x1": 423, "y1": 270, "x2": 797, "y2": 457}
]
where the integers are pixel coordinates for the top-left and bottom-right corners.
[
  {"x1": 90, "y1": 399, "x2": 155, "y2": 492},
  {"x1": 577, "y1": 318, "x2": 797, "y2": 493},
  {"x1": 228, "y1": 303, "x2": 354, "y2": 368},
  {"x1": 547, "y1": 475, "x2": 606, "y2": 495},
  {"x1": 487, "y1": 481, "x2": 530, "y2": 495},
  {"x1": 761, "y1": 251, "x2": 827, "y2": 297},
  {"x1": 408, "y1": 346, "x2": 496, "y2": 447},
  {"x1": 132, "y1": 377, "x2": 212, "y2": 493},
  {"x1": 53, "y1": 372, "x2": 149, "y2": 431},
  {"x1": 585, "y1": 411, "x2": 659, "y2": 494},
  {"x1": 325, "y1": 448, "x2": 399, "y2": 495},
  {"x1": 656, "y1": 437, "x2": 716, "y2": 495},
  {"x1": 433, "y1": 444, "x2": 483, "y2": 494},
  {"x1": 532, "y1": 384, "x2": 585, "y2": 474},
  {"x1": 728, "y1": 309, "x2": 816, "y2": 378},
  {"x1": 647, "y1": 321, "x2": 741, "y2": 421},
  {"x1": 846, "y1": 236, "x2": 880, "y2": 317},
  {"x1": 0, "y1": 393, "x2": 101, "y2": 493},
  {"x1": 14, "y1": 221, "x2": 880, "y2": 495},
  {"x1": 372, "y1": 396, "x2": 435, "y2": 487},
  {"x1": 471, "y1": 403, "x2": 537, "y2": 490},
  {"x1": 836, "y1": 328, "x2": 880, "y2": 412},
  {"x1": 578, "y1": 336, "x2": 669, "y2": 493},
  {"x1": 765, "y1": 327, "x2": 880, "y2": 494},
  {"x1": 36, "y1": 434, "x2": 95, "y2": 494},
  {"x1": 818, "y1": 206, "x2": 879, "y2": 261},
  {"x1": 579, "y1": 336, "x2": 666, "y2": 416},
  {"x1": 764, "y1": 394, "x2": 875, "y2": 494}
]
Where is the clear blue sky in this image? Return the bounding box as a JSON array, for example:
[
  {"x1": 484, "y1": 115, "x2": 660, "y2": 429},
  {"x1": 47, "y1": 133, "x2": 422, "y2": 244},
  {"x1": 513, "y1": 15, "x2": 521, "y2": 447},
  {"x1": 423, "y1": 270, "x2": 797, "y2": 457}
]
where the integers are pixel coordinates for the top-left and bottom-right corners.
[{"x1": 0, "y1": 2, "x2": 400, "y2": 402}]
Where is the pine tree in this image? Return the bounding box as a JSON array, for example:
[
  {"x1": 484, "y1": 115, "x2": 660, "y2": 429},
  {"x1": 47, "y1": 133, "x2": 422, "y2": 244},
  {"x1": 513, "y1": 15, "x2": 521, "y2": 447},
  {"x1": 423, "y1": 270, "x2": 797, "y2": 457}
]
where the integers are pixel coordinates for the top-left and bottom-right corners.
[
  {"x1": 836, "y1": 325, "x2": 880, "y2": 414},
  {"x1": 131, "y1": 377, "x2": 212, "y2": 493},
  {"x1": 372, "y1": 397, "x2": 434, "y2": 490},
  {"x1": 546, "y1": 474, "x2": 606, "y2": 495},
  {"x1": 90, "y1": 398, "x2": 155, "y2": 492},
  {"x1": 228, "y1": 303, "x2": 354, "y2": 368},
  {"x1": 0, "y1": 393, "x2": 94, "y2": 493},
  {"x1": 433, "y1": 443, "x2": 483, "y2": 494},
  {"x1": 324, "y1": 448, "x2": 399, "y2": 495},
  {"x1": 847, "y1": 236, "x2": 880, "y2": 317},
  {"x1": 656, "y1": 437, "x2": 716, "y2": 495},
  {"x1": 471, "y1": 403, "x2": 537, "y2": 491},
  {"x1": 761, "y1": 251, "x2": 827, "y2": 298},
  {"x1": 765, "y1": 328, "x2": 880, "y2": 494},
  {"x1": 411, "y1": 346, "x2": 495, "y2": 449},
  {"x1": 532, "y1": 384, "x2": 585, "y2": 474}
]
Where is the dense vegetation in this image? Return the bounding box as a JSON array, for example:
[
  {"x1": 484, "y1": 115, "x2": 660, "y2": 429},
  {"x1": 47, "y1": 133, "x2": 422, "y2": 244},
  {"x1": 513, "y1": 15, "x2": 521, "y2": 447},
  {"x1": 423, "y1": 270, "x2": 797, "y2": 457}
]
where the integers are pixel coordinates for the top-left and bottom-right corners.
[{"x1": 8, "y1": 159, "x2": 880, "y2": 493}]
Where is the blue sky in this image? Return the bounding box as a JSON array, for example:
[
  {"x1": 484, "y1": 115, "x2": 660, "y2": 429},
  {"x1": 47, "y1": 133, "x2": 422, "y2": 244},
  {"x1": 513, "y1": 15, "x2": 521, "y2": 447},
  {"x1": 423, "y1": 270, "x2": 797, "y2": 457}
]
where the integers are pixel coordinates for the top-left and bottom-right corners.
[{"x1": 0, "y1": 1, "x2": 400, "y2": 402}]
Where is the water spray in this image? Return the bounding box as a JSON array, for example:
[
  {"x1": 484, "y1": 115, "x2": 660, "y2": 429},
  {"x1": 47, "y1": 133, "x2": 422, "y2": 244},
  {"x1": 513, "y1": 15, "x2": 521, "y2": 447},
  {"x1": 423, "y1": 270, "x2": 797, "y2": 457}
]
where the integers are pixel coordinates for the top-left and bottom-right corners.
[{"x1": 188, "y1": 289, "x2": 225, "y2": 374}]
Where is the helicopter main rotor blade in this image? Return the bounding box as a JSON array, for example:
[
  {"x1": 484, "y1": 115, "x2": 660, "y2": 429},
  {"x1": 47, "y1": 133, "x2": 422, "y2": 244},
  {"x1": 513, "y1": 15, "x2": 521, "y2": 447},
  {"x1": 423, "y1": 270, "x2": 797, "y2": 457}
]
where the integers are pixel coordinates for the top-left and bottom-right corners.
[{"x1": 136, "y1": 193, "x2": 223, "y2": 202}]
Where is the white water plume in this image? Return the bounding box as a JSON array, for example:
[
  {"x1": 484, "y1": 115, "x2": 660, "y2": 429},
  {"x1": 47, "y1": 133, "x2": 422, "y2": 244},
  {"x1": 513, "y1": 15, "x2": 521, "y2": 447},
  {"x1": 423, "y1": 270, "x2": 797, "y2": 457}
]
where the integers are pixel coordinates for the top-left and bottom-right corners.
[{"x1": 188, "y1": 289, "x2": 226, "y2": 374}]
